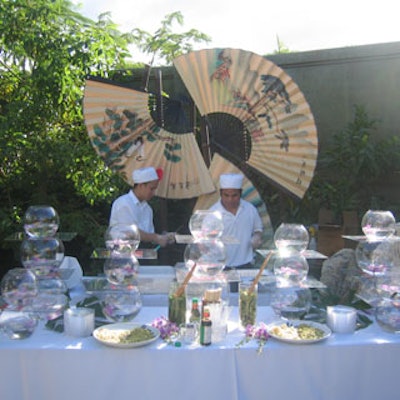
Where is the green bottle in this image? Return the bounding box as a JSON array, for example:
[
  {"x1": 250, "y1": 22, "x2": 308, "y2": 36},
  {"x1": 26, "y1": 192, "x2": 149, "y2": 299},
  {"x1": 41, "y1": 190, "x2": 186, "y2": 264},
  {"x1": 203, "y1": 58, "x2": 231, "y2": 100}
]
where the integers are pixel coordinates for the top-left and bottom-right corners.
[
  {"x1": 200, "y1": 307, "x2": 212, "y2": 346},
  {"x1": 189, "y1": 297, "x2": 201, "y2": 323}
]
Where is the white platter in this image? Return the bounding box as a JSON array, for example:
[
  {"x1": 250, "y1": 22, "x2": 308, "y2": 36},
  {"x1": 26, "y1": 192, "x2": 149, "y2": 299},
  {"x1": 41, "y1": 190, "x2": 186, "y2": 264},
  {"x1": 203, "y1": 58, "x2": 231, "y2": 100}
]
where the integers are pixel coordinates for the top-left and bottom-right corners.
[
  {"x1": 267, "y1": 320, "x2": 331, "y2": 344},
  {"x1": 93, "y1": 322, "x2": 160, "y2": 348}
]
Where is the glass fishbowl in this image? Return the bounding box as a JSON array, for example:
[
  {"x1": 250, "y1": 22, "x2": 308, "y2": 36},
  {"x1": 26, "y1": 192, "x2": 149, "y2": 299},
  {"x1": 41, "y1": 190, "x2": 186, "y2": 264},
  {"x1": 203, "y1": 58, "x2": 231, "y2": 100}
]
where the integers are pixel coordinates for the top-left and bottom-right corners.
[
  {"x1": 100, "y1": 286, "x2": 142, "y2": 322},
  {"x1": 361, "y1": 210, "x2": 396, "y2": 241},
  {"x1": 20, "y1": 237, "x2": 65, "y2": 276},
  {"x1": 0, "y1": 268, "x2": 38, "y2": 309},
  {"x1": 375, "y1": 297, "x2": 400, "y2": 333},
  {"x1": 184, "y1": 239, "x2": 226, "y2": 276},
  {"x1": 270, "y1": 285, "x2": 312, "y2": 320},
  {"x1": 189, "y1": 210, "x2": 224, "y2": 241},
  {"x1": 274, "y1": 223, "x2": 309, "y2": 254},
  {"x1": 103, "y1": 253, "x2": 140, "y2": 286},
  {"x1": 273, "y1": 252, "x2": 309, "y2": 287},
  {"x1": 355, "y1": 239, "x2": 395, "y2": 276},
  {"x1": 23, "y1": 205, "x2": 60, "y2": 238},
  {"x1": 105, "y1": 224, "x2": 141, "y2": 254}
]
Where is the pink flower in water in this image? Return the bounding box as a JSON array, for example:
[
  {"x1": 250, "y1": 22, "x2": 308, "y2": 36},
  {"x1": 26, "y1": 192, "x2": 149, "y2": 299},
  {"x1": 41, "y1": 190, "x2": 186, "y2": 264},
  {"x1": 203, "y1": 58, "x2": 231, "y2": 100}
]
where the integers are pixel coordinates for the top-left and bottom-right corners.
[{"x1": 152, "y1": 316, "x2": 179, "y2": 343}]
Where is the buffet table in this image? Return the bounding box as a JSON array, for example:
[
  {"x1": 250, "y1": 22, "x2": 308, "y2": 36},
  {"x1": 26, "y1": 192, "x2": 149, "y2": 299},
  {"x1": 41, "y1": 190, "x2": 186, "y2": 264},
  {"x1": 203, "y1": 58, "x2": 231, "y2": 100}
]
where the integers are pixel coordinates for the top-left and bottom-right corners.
[{"x1": 1, "y1": 296, "x2": 399, "y2": 400}]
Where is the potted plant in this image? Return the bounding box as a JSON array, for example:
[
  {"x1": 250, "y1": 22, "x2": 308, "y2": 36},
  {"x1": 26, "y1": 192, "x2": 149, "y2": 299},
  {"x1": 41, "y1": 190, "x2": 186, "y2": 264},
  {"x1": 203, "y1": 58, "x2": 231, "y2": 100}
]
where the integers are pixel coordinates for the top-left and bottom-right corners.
[{"x1": 309, "y1": 105, "x2": 400, "y2": 254}]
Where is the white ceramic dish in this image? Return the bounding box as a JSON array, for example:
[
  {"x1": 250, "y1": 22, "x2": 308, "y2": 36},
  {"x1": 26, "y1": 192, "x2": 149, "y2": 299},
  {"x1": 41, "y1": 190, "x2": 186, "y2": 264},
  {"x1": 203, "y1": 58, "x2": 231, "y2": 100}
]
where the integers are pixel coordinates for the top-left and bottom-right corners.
[
  {"x1": 267, "y1": 320, "x2": 331, "y2": 344},
  {"x1": 93, "y1": 322, "x2": 160, "y2": 348}
]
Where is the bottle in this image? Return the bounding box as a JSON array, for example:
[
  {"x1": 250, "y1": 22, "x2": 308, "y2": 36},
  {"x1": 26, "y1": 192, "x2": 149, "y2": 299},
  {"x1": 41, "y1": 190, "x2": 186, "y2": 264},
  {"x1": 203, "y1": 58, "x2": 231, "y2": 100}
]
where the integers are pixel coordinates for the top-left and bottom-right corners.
[
  {"x1": 189, "y1": 297, "x2": 201, "y2": 323},
  {"x1": 308, "y1": 226, "x2": 317, "y2": 250},
  {"x1": 199, "y1": 306, "x2": 212, "y2": 346}
]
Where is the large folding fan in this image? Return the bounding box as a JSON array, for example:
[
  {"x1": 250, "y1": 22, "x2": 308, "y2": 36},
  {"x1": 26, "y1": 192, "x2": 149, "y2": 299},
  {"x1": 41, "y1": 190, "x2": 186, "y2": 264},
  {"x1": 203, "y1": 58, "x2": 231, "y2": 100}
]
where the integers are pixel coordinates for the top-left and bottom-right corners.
[
  {"x1": 173, "y1": 48, "x2": 318, "y2": 199},
  {"x1": 83, "y1": 77, "x2": 215, "y2": 199}
]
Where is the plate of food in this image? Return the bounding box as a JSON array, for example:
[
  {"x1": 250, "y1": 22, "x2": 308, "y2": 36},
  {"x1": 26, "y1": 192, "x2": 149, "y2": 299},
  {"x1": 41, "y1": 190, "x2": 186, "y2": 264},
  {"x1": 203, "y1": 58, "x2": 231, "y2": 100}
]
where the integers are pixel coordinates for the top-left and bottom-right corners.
[
  {"x1": 267, "y1": 320, "x2": 331, "y2": 344},
  {"x1": 93, "y1": 322, "x2": 160, "y2": 348}
]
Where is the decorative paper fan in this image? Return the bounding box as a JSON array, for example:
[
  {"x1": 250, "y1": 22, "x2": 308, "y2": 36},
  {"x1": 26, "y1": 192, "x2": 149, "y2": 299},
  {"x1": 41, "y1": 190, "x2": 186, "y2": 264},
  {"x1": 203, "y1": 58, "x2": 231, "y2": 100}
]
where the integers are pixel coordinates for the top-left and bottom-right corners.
[
  {"x1": 195, "y1": 153, "x2": 274, "y2": 247},
  {"x1": 83, "y1": 77, "x2": 215, "y2": 199},
  {"x1": 173, "y1": 48, "x2": 318, "y2": 199}
]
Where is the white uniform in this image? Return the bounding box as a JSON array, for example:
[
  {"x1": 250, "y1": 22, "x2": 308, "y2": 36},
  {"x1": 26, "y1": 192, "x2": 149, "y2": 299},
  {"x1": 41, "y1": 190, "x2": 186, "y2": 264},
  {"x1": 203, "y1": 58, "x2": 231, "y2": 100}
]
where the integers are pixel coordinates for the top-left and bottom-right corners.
[
  {"x1": 209, "y1": 199, "x2": 263, "y2": 267},
  {"x1": 109, "y1": 190, "x2": 154, "y2": 233}
]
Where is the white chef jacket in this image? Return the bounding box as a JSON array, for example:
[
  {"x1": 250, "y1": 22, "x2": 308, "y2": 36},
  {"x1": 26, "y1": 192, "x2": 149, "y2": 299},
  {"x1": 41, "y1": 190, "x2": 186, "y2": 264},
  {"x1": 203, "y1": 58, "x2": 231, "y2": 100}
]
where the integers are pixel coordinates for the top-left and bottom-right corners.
[
  {"x1": 209, "y1": 199, "x2": 263, "y2": 267},
  {"x1": 109, "y1": 190, "x2": 154, "y2": 233}
]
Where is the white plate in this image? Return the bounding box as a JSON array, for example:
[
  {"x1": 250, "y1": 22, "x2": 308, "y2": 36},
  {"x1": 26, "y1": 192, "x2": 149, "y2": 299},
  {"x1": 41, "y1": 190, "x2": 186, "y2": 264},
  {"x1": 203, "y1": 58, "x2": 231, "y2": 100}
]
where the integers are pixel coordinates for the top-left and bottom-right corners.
[
  {"x1": 267, "y1": 320, "x2": 331, "y2": 344},
  {"x1": 93, "y1": 323, "x2": 160, "y2": 348}
]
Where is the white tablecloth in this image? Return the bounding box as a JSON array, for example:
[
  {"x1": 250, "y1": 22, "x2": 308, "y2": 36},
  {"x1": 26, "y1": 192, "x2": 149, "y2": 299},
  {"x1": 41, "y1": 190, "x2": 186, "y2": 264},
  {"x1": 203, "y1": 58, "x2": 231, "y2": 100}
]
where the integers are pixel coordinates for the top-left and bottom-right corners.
[{"x1": 1, "y1": 300, "x2": 399, "y2": 400}]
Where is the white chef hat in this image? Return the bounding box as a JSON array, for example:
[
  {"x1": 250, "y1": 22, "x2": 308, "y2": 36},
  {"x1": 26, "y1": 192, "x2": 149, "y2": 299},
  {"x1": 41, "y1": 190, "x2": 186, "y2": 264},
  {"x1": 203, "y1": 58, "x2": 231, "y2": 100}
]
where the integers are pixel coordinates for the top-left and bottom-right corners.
[
  {"x1": 219, "y1": 173, "x2": 243, "y2": 189},
  {"x1": 132, "y1": 167, "x2": 159, "y2": 184}
]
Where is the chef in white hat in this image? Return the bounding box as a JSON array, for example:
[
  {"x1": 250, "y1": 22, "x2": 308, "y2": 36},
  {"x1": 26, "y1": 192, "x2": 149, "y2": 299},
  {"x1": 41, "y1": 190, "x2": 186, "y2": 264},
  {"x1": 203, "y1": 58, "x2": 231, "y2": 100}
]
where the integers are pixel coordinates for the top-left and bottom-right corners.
[
  {"x1": 109, "y1": 166, "x2": 171, "y2": 247},
  {"x1": 209, "y1": 173, "x2": 263, "y2": 268}
]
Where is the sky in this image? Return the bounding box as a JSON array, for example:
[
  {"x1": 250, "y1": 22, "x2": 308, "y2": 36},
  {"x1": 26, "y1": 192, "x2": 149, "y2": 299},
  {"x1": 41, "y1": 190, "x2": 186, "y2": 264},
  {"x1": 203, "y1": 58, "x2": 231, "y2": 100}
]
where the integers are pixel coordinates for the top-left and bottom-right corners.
[{"x1": 72, "y1": 0, "x2": 400, "y2": 64}]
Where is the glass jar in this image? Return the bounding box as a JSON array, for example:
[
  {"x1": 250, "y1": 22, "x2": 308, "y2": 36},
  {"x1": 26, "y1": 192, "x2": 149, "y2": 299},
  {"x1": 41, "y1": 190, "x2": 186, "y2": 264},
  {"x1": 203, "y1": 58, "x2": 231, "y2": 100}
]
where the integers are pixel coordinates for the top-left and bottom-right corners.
[
  {"x1": 239, "y1": 280, "x2": 257, "y2": 328},
  {"x1": 168, "y1": 281, "x2": 186, "y2": 325}
]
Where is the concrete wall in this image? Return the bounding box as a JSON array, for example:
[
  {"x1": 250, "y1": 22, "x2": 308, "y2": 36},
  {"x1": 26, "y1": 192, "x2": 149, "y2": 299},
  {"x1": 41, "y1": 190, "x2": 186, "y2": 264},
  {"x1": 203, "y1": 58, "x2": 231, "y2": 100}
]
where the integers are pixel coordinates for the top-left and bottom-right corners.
[{"x1": 267, "y1": 41, "x2": 400, "y2": 149}]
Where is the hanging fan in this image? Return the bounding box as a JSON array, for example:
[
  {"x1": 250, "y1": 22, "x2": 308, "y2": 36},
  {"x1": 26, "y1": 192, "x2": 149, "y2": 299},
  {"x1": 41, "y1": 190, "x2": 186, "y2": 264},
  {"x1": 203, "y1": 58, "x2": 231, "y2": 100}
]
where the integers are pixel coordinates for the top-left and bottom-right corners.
[
  {"x1": 83, "y1": 77, "x2": 215, "y2": 199},
  {"x1": 195, "y1": 153, "x2": 274, "y2": 247},
  {"x1": 173, "y1": 48, "x2": 318, "y2": 199}
]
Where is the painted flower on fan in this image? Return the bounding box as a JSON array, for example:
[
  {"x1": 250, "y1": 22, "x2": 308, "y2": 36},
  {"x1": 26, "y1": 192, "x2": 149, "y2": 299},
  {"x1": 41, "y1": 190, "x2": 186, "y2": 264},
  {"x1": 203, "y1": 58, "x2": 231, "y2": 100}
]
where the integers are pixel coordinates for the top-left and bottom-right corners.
[
  {"x1": 151, "y1": 316, "x2": 180, "y2": 343},
  {"x1": 236, "y1": 322, "x2": 270, "y2": 354}
]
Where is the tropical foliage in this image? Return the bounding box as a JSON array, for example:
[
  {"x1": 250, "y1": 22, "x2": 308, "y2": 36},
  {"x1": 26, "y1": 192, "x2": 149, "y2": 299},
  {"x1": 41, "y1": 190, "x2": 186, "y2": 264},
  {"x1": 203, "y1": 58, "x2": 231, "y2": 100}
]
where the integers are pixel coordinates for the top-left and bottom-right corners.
[{"x1": 0, "y1": 0, "x2": 210, "y2": 270}]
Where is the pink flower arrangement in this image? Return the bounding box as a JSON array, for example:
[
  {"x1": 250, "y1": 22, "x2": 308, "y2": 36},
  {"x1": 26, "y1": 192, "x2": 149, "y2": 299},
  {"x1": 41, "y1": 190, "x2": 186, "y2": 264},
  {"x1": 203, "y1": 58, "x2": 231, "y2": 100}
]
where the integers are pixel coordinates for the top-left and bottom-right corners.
[
  {"x1": 151, "y1": 316, "x2": 180, "y2": 344},
  {"x1": 236, "y1": 322, "x2": 270, "y2": 354}
]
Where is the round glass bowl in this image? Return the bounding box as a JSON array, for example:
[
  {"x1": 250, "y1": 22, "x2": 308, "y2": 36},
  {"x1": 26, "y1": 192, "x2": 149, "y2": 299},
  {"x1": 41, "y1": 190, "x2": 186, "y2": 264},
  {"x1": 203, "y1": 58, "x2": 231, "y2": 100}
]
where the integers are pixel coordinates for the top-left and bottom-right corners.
[
  {"x1": 100, "y1": 286, "x2": 142, "y2": 322},
  {"x1": 28, "y1": 293, "x2": 69, "y2": 320},
  {"x1": 103, "y1": 253, "x2": 140, "y2": 286},
  {"x1": 184, "y1": 239, "x2": 226, "y2": 276},
  {"x1": 105, "y1": 224, "x2": 141, "y2": 254},
  {"x1": 273, "y1": 252, "x2": 309, "y2": 287},
  {"x1": 375, "y1": 271, "x2": 400, "y2": 300},
  {"x1": 36, "y1": 276, "x2": 67, "y2": 295},
  {"x1": 375, "y1": 298, "x2": 400, "y2": 333},
  {"x1": 0, "y1": 268, "x2": 38, "y2": 308},
  {"x1": 189, "y1": 210, "x2": 224, "y2": 240},
  {"x1": 274, "y1": 223, "x2": 309, "y2": 254},
  {"x1": 20, "y1": 237, "x2": 65, "y2": 275},
  {"x1": 355, "y1": 239, "x2": 395, "y2": 276},
  {"x1": 23, "y1": 205, "x2": 59, "y2": 238},
  {"x1": 270, "y1": 286, "x2": 312, "y2": 320},
  {"x1": 0, "y1": 313, "x2": 38, "y2": 339},
  {"x1": 361, "y1": 210, "x2": 396, "y2": 241}
]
